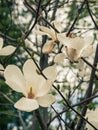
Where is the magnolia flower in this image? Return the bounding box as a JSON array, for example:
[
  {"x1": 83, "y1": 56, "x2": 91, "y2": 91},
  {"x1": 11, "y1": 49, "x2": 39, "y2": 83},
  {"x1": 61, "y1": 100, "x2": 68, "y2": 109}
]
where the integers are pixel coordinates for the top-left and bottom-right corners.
[
  {"x1": 34, "y1": 21, "x2": 64, "y2": 54},
  {"x1": 57, "y1": 35, "x2": 93, "y2": 62},
  {"x1": 85, "y1": 107, "x2": 98, "y2": 130},
  {"x1": 0, "y1": 38, "x2": 15, "y2": 56},
  {"x1": 54, "y1": 35, "x2": 93, "y2": 75},
  {"x1": 4, "y1": 59, "x2": 57, "y2": 112}
]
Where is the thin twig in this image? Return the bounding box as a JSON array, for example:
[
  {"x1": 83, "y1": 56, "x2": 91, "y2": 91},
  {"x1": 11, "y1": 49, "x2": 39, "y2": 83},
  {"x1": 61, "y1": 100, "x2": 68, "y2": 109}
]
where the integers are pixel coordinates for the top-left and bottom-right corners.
[
  {"x1": 66, "y1": 0, "x2": 86, "y2": 36},
  {"x1": 86, "y1": 0, "x2": 98, "y2": 29},
  {"x1": 24, "y1": 0, "x2": 42, "y2": 39},
  {"x1": 48, "y1": 94, "x2": 98, "y2": 126},
  {"x1": 51, "y1": 106, "x2": 73, "y2": 130},
  {"x1": 24, "y1": 0, "x2": 59, "y2": 33}
]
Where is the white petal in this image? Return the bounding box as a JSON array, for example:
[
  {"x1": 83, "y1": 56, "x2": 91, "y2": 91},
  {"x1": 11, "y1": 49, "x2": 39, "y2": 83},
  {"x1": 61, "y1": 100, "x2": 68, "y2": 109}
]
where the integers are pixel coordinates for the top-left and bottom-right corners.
[
  {"x1": 51, "y1": 21, "x2": 63, "y2": 32},
  {"x1": 57, "y1": 33, "x2": 70, "y2": 46},
  {"x1": 43, "y1": 64, "x2": 57, "y2": 82},
  {"x1": 39, "y1": 26, "x2": 55, "y2": 39},
  {"x1": 0, "y1": 38, "x2": 3, "y2": 49},
  {"x1": 86, "y1": 121, "x2": 98, "y2": 130},
  {"x1": 23, "y1": 59, "x2": 52, "y2": 97},
  {"x1": 4, "y1": 65, "x2": 26, "y2": 95},
  {"x1": 86, "y1": 107, "x2": 98, "y2": 121},
  {"x1": 36, "y1": 79, "x2": 52, "y2": 97},
  {"x1": 23, "y1": 59, "x2": 40, "y2": 93},
  {"x1": 84, "y1": 36, "x2": 93, "y2": 46},
  {"x1": 14, "y1": 97, "x2": 39, "y2": 112},
  {"x1": 54, "y1": 53, "x2": 65, "y2": 64},
  {"x1": 68, "y1": 37, "x2": 85, "y2": 50},
  {"x1": 81, "y1": 45, "x2": 93, "y2": 57},
  {"x1": 65, "y1": 47, "x2": 78, "y2": 61},
  {"x1": 85, "y1": 107, "x2": 98, "y2": 129},
  {"x1": 0, "y1": 45, "x2": 15, "y2": 56},
  {"x1": 42, "y1": 40, "x2": 55, "y2": 54},
  {"x1": 37, "y1": 94, "x2": 55, "y2": 107}
]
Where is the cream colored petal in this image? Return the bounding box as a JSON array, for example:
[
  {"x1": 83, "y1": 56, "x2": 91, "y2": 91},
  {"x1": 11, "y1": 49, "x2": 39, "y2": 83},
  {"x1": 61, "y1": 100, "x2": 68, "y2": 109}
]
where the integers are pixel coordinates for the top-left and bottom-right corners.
[
  {"x1": 59, "y1": 36, "x2": 85, "y2": 52},
  {"x1": 39, "y1": 26, "x2": 56, "y2": 39},
  {"x1": 14, "y1": 97, "x2": 39, "y2": 112},
  {"x1": 84, "y1": 36, "x2": 93, "y2": 46},
  {"x1": 37, "y1": 94, "x2": 55, "y2": 107},
  {"x1": 0, "y1": 38, "x2": 3, "y2": 49},
  {"x1": 51, "y1": 21, "x2": 63, "y2": 32},
  {"x1": 23, "y1": 60, "x2": 52, "y2": 97},
  {"x1": 4, "y1": 65, "x2": 26, "y2": 95},
  {"x1": 57, "y1": 33, "x2": 70, "y2": 46},
  {"x1": 65, "y1": 47, "x2": 78, "y2": 61},
  {"x1": 42, "y1": 40, "x2": 55, "y2": 54},
  {"x1": 0, "y1": 45, "x2": 15, "y2": 56},
  {"x1": 85, "y1": 107, "x2": 98, "y2": 129},
  {"x1": 62, "y1": 46, "x2": 79, "y2": 61},
  {"x1": 86, "y1": 107, "x2": 98, "y2": 121},
  {"x1": 23, "y1": 59, "x2": 38, "y2": 78},
  {"x1": 43, "y1": 64, "x2": 57, "y2": 81},
  {"x1": 23, "y1": 59, "x2": 40, "y2": 93},
  {"x1": 36, "y1": 79, "x2": 52, "y2": 97},
  {"x1": 86, "y1": 121, "x2": 98, "y2": 130},
  {"x1": 54, "y1": 53, "x2": 65, "y2": 64},
  {"x1": 68, "y1": 37, "x2": 85, "y2": 50},
  {"x1": 81, "y1": 45, "x2": 93, "y2": 57}
]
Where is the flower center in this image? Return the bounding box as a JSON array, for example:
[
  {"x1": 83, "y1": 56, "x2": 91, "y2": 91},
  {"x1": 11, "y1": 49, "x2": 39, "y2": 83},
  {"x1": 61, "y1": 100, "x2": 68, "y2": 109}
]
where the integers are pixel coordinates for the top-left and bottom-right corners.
[
  {"x1": 68, "y1": 33, "x2": 75, "y2": 38},
  {"x1": 65, "y1": 47, "x2": 77, "y2": 61},
  {"x1": 27, "y1": 87, "x2": 35, "y2": 99}
]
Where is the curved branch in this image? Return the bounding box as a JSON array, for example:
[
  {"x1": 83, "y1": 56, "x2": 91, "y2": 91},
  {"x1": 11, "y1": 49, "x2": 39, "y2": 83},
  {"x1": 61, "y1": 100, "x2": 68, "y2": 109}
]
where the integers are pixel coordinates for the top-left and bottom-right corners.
[{"x1": 24, "y1": 0, "x2": 42, "y2": 39}]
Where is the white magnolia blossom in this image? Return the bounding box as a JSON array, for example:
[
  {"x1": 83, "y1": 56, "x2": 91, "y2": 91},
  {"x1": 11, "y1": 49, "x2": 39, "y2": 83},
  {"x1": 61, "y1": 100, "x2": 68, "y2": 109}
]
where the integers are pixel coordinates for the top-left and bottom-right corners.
[
  {"x1": 34, "y1": 21, "x2": 65, "y2": 54},
  {"x1": 0, "y1": 38, "x2": 15, "y2": 56},
  {"x1": 85, "y1": 107, "x2": 98, "y2": 130},
  {"x1": 54, "y1": 35, "x2": 93, "y2": 76},
  {"x1": 4, "y1": 59, "x2": 57, "y2": 112},
  {"x1": 57, "y1": 35, "x2": 93, "y2": 62}
]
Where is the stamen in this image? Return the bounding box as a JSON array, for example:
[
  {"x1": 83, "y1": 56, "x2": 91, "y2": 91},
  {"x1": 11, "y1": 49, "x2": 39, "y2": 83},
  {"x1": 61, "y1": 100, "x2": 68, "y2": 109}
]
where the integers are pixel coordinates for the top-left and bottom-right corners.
[{"x1": 28, "y1": 87, "x2": 35, "y2": 99}]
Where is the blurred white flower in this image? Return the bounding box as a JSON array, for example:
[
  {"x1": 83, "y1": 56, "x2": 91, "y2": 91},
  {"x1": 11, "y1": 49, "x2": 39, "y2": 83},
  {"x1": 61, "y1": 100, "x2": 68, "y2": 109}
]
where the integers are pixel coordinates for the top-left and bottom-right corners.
[
  {"x1": 57, "y1": 35, "x2": 93, "y2": 62},
  {"x1": 12, "y1": 126, "x2": 18, "y2": 130},
  {"x1": 85, "y1": 107, "x2": 98, "y2": 130},
  {"x1": 4, "y1": 59, "x2": 57, "y2": 112},
  {"x1": 54, "y1": 35, "x2": 93, "y2": 78},
  {"x1": 34, "y1": 21, "x2": 65, "y2": 54},
  {"x1": 0, "y1": 38, "x2": 15, "y2": 56}
]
